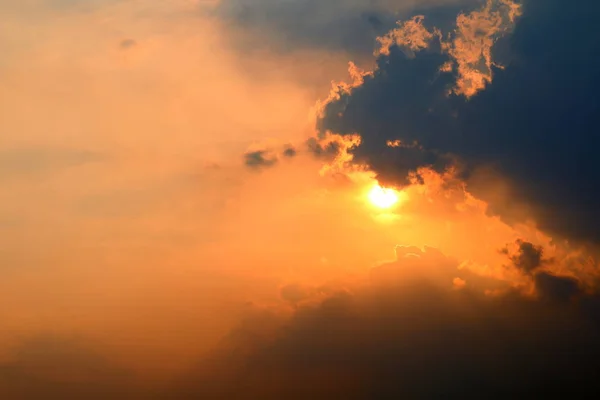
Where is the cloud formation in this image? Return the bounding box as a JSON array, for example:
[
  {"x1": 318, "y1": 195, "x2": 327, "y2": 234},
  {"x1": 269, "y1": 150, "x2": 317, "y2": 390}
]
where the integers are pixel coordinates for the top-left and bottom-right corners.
[
  {"x1": 317, "y1": 0, "x2": 600, "y2": 244},
  {"x1": 172, "y1": 246, "x2": 600, "y2": 398},
  {"x1": 3, "y1": 242, "x2": 598, "y2": 398}
]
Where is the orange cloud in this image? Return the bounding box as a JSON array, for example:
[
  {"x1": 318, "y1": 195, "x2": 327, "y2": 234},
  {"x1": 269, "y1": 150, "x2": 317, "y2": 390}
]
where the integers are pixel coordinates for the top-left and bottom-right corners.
[
  {"x1": 376, "y1": 15, "x2": 438, "y2": 56},
  {"x1": 374, "y1": 0, "x2": 522, "y2": 97},
  {"x1": 445, "y1": 0, "x2": 522, "y2": 96}
]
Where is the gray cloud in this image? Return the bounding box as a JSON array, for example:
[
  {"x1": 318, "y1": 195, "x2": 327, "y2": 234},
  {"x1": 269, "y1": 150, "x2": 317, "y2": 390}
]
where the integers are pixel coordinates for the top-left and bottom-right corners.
[{"x1": 282, "y1": 146, "x2": 297, "y2": 158}]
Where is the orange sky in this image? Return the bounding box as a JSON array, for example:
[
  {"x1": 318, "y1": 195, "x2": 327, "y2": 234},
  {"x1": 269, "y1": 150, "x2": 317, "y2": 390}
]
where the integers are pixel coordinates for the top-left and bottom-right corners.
[{"x1": 1, "y1": 0, "x2": 598, "y2": 396}]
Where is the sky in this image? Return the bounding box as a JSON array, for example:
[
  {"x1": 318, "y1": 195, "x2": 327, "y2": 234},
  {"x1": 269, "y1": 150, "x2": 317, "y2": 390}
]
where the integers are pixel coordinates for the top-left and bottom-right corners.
[{"x1": 1, "y1": 0, "x2": 600, "y2": 398}]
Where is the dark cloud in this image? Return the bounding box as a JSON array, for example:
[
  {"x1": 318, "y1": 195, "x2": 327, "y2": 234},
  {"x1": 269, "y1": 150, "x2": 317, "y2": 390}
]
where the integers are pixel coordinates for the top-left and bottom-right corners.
[
  {"x1": 503, "y1": 239, "x2": 546, "y2": 274},
  {"x1": 244, "y1": 145, "x2": 303, "y2": 168},
  {"x1": 171, "y1": 247, "x2": 600, "y2": 398},
  {"x1": 213, "y1": 0, "x2": 476, "y2": 57},
  {"x1": 306, "y1": 137, "x2": 344, "y2": 160},
  {"x1": 243, "y1": 150, "x2": 278, "y2": 168},
  {"x1": 317, "y1": 0, "x2": 600, "y2": 244},
  {"x1": 282, "y1": 146, "x2": 297, "y2": 158},
  {"x1": 534, "y1": 272, "x2": 582, "y2": 303},
  {"x1": 503, "y1": 240, "x2": 584, "y2": 302}
]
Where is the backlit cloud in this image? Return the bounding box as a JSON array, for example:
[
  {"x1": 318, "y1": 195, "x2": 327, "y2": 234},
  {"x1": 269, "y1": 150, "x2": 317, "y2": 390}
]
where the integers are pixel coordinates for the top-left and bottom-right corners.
[{"x1": 317, "y1": 0, "x2": 600, "y2": 244}]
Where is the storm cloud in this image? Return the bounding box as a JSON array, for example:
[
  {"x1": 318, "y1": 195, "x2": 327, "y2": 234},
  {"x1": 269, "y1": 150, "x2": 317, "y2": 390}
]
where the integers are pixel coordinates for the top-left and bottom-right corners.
[{"x1": 317, "y1": 0, "x2": 600, "y2": 244}]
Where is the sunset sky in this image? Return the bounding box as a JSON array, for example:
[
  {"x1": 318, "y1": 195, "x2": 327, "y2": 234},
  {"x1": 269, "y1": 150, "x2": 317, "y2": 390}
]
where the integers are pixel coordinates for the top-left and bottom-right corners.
[{"x1": 1, "y1": 0, "x2": 600, "y2": 398}]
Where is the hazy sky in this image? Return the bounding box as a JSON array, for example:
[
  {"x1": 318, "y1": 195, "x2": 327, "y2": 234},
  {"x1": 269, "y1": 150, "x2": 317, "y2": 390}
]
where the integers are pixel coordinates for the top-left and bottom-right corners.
[{"x1": 1, "y1": 0, "x2": 600, "y2": 398}]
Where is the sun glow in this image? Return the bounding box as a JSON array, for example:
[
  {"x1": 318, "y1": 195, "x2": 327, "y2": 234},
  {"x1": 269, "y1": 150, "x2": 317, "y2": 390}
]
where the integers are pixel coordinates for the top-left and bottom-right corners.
[{"x1": 367, "y1": 184, "x2": 400, "y2": 209}]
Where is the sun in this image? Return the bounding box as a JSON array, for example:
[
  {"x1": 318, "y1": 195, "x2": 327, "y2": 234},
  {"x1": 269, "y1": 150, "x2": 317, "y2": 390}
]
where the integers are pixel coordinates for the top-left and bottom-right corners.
[{"x1": 367, "y1": 184, "x2": 400, "y2": 209}]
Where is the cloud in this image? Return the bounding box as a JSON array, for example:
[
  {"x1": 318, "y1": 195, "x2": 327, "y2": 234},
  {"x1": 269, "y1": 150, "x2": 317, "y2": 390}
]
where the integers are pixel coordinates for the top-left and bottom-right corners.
[
  {"x1": 2, "y1": 244, "x2": 597, "y2": 399},
  {"x1": 242, "y1": 135, "x2": 361, "y2": 171},
  {"x1": 503, "y1": 239, "x2": 547, "y2": 274},
  {"x1": 244, "y1": 150, "x2": 278, "y2": 168},
  {"x1": 316, "y1": 0, "x2": 600, "y2": 244},
  {"x1": 534, "y1": 272, "x2": 581, "y2": 303},
  {"x1": 306, "y1": 137, "x2": 344, "y2": 160},
  {"x1": 376, "y1": 15, "x2": 439, "y2": 56},
  {"x1": 172, "y1": 246, "x2": 600, "y2": 398},
  {"x1": 502, "y1": 239, "x2": 584, "y2": 302},
  {"x1": 282, "y1": 146, "x2": 297, "y2": 158},
  {"x1": 445, "y1": 0, "x2": 521, "y2": 96},
  {"x1": 244, "y1": 145, "x2": 301, "y2": 169}
]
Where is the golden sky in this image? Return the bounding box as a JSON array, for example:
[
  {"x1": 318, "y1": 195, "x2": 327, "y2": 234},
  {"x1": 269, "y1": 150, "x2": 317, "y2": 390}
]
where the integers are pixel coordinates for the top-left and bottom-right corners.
[{"x1": 1, "y1": 0, "x2": 599, "y2": 398}]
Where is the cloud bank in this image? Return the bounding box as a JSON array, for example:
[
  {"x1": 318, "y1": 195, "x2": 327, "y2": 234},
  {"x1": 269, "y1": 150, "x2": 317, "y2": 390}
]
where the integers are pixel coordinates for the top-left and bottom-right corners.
[
  {"x1": 4, "y1": 242, "x2": 599, "y2": 398},
  {"x1": 172, "y1": 245, "x2": 600, "y2": 398}
]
